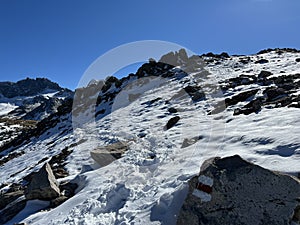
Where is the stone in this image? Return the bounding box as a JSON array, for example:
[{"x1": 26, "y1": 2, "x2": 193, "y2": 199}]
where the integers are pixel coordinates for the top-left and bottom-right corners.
[
  {"x1": 255, "y1": 58, "x2": 269, "y2": 64},
  {"x1": 165, "y1": 116, "x2": 180, "y2": 130},
  {"x1": 25, "y1": 163, "x2": 60, "y2": 200},
  {"x1": 177, "y1": 155, "x2": 300, "y2": 225},
  {"x1": 225, "y1": 89, "x2": 259, "y2": 107},
  {"x1": 264, "y1": 87, "x2": 287, "y2": 101},
  {"x1": 90, "y1": 141, "x2": 129, "y2": 167},
  {"x1": 258, "y1": 70, "x2": 273, "y2": 80},
  {"x1": 50, "y1": 196, "x2": 69, "y2": 208},
  {"x1": 234, "y1": 98, "x2": 262, "y2": 115},
  {"x1": 168, "y1": 107, "x2": 178, "y2": 114},
  {"x1": 184, "y1": 85, "x2": 206, "y2": 102},
  {"x1": 181, "y1": 136, "x2": 203, "y2": 148}
]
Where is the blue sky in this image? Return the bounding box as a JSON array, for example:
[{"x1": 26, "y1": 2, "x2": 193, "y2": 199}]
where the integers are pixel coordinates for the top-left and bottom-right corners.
[{"x1": 0, "y1": 0, "x2": 299, "y2": 90}]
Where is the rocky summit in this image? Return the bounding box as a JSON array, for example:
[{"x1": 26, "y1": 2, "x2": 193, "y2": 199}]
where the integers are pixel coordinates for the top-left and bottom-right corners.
[{"x1": 0, "y1": 48, "x2": 299, "y2": 224}]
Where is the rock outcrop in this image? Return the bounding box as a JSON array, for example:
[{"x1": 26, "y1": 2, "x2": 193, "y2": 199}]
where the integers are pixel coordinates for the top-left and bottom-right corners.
[
  {"x1": 217, "y1": 72, "x2": 300, "y2": 115},
  {"x1": 25, "y1": 163, "x2": 60, "y2": 200},
  {"x1": 177, "y1": 155, "x2": 300, "y2": 225}
]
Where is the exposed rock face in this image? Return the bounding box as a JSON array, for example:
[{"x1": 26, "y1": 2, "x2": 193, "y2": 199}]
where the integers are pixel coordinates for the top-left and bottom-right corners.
[
  {"x1": 177, "y1": 155, "x2": 300, "y2": 225},
  {"x1": 0, "y1": 77, "x2": 64, "y2": 99},
  {"x1": 90, "y1": 141, "x2": 129, "y2": 167},
  {"x1": 25, "y1": 163, "x2": 60, "y2": 200}
]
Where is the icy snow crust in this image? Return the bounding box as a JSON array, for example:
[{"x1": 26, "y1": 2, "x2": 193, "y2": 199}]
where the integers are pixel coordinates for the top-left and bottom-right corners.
[{"x1": 2, "y1": 51, "x2": 300, "y2": 224}]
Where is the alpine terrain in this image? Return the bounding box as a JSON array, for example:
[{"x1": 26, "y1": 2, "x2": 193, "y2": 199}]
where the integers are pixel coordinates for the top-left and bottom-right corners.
[{"x1": 0, "y1": 48, "x2": 300, "y2": 225}]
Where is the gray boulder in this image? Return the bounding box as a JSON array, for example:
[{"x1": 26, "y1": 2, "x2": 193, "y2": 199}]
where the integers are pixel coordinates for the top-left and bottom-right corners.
[
  {"x1": 177, "y1": 155, "x2": 300, "y2": 225},
  {"x1": 25, "y1": 163, "x2": 60, "y2": 200},
  {"x1": 90, "y1": 141, "x2": 129, "y2": 167}
]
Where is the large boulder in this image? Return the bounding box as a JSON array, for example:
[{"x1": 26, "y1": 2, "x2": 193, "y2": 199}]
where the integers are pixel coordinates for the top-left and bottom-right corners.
[
  {"x1": 177, "y1": 155, "x2": 300, "y2": 225},
  {"x1": 25, "y1": 163, "x2": 60, "y2": 200},
  {"x1": 90, "y1": 141, "x2": 129, "y2": 167}
]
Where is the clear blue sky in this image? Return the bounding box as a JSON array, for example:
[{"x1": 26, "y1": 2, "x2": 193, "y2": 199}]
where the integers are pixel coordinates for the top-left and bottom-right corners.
[{"x1": 0, "y1": 0, "x2": 299, "y2": 90}]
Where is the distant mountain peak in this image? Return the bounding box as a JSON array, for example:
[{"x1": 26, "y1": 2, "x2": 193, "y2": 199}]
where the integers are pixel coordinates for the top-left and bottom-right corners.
[{"x1": 0, "y1": 77, "x2": 66, "y2": 99}]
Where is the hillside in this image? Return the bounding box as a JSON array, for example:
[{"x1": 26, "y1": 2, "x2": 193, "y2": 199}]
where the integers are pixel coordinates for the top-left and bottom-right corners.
[{"x1": 0, "y1": 48, "x2": 300, "y2": 225}]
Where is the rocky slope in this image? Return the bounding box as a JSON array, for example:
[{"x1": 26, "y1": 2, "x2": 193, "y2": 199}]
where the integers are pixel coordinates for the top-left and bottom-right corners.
[
  {"x1": 0, "y1": 48, "x2": 299, "y2": 224},
  {"x1": 0, "y1": 78, "x2": 73, "y2": 149}
]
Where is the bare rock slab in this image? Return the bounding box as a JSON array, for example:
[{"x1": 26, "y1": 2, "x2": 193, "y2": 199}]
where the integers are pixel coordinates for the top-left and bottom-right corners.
[
  {"x1": 25, "y1": 163, "x2": 60, "y2": 200},
  {"x1": 177, "y1": 155, "x2": 300, "y2": 225}
]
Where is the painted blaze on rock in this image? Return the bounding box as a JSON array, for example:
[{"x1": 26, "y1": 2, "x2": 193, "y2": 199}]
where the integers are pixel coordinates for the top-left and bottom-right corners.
[{"x1": 177, "y1": 155, "x2": 300, "y2": 225}]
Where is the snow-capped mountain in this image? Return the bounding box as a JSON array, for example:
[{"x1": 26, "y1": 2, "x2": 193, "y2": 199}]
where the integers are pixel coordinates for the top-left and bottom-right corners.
[
  {"x1": 0, "y1": 77, "x2": 73, "y2": 120},
  {"x1": 0, "y1": 78, "x2": 73, "y2": 149},
  {"x1": 0, "y1": 48, "x2": 300, "y2": 225}
]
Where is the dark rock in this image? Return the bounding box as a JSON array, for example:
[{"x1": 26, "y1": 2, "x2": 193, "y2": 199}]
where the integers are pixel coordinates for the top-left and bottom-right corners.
[
  {"x1": 177, "y1": 155, "x2": 300, "y2": 225},
  {"x1": 141, "y1": 97, "x2": 162, "y2": 107},
  {"x1": 184, "y1": 85, "x2": 206, "y2": 102},
  {"x1": 264, "y1": 87, "x2": 287, "y2": 101},
  {"x1": 295, "y1": 58, "x2": 300, "y2": 62},
  {"x1": 257, "y1": 48, "x2": 300, "y2": 55},
  {"x1": 165, "y1": 116, "x2": 180, "y2": 130},
  {"x1": 49, "y1": 195, "x2": 69, "y2": 208},
  {"x1": 239, "y1": 57, "x2": 251, "y2": 64},
  {"x1": 168, "y1": 107, "x2": 178, "y2": 114},
  {"x1": 225, "y1": 89, "x2": 259, "y2": 107},
  {"x1": 59, "y1": 182, "x2": 78, "y2": 198},
  {"x1": 222, "y1": 75, "x2": 257, "y2": 90},
  {"x1": 0, "y1": 77, "x2": 65, "y2": 99},
  {"x1": 25, "y1": 163, "x2": 60, "y2": 200},
  {"x1": 201, "y1": 52, "x2": 230, "y2": 59},
  {"x1": 258, "y1": 70, "x2": 273, "y2": 80},
  {"x1": 234, "y1": 98, "x2": 262, "y2": 115},
  {"x1": 255, "y1": 58, "x2": 269, "y2": 64},
  {"x1": 0, "y1": 189, "x2": 24, "y2": 210},
  {"x1": 220, "y1": 52, "x2": 230, "y2": 58}
]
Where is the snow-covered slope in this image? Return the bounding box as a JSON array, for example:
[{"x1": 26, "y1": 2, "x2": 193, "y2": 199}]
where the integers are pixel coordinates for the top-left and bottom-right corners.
[{"x1": 1, "y1": 49, "x2": 300, "y2": 225}]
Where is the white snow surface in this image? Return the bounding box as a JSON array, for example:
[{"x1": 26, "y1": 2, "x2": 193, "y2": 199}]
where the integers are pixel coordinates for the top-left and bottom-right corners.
[
  {"x1": 0, "y1": 103, "x2": 18, "y2": 116},
  {"x1": 1, "y1": 51, "x2": 300, "y2": 224}
]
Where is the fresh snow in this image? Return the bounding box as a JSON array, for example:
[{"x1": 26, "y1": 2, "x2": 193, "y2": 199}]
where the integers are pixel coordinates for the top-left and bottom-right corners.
[
  {"x1": 1, "y1": 50, "x2": 300, "y2": 224},
  {"x1": 0, "y1": 103, "x2": 18, "y2": 116}
]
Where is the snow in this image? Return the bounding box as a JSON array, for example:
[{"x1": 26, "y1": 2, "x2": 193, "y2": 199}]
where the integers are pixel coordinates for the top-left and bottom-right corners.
[
  {"x1": 6, "y1": 200, "x2": 50, "y2": 225},
  {"x1": 0, "y1": 103, "x2": 18, "y2": 116},
  {"x1": 0, "y1": 50, "x2": 300, "y2": 224}
]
